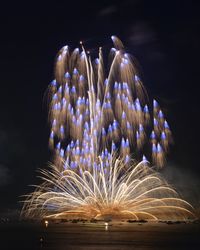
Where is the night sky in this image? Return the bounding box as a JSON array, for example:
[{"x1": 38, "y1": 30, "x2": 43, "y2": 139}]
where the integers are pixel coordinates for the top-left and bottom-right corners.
[{"x1": 0, "y1": 0, "x2": 200, "y2": 214}]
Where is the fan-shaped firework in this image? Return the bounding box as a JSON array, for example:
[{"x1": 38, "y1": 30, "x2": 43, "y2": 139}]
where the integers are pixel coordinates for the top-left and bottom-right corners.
[
  {"x1": 22, "y1": 36, "x2": 195, "y2": 221},
  {"x1": 48, "y1": 36, "x2": 172, "y2": 169}
]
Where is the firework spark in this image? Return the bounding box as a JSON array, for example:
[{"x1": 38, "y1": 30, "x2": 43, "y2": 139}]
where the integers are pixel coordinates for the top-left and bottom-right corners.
[{"x1": 22, "y1": 36, "x2": 195, "y2": 221}]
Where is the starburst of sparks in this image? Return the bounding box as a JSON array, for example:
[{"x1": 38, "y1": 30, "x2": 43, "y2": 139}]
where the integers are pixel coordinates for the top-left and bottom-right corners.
[{"x1": 22, "y1": 36, "x2": 195, "y2": 221}]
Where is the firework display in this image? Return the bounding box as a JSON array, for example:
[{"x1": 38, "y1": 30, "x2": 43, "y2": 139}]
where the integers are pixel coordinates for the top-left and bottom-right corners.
[{"x1": 22, "y1": 37, "x2": 195, "y2": 220}]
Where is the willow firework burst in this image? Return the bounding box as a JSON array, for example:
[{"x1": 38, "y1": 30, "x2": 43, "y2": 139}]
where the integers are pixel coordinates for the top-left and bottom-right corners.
[{"x1": 22, "y1": 36, "x2": 195, "y2": 221}]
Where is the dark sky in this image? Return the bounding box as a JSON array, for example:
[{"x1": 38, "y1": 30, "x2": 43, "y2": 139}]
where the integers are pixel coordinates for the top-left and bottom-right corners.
[{"x1": 0, "y1": 0, "x2": 200, "y2": 213}]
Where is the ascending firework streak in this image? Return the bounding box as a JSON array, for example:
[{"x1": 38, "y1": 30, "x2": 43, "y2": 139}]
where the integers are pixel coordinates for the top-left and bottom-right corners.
[{"x1": 22, "y1": 36, "x2": 195, "y2": 220}]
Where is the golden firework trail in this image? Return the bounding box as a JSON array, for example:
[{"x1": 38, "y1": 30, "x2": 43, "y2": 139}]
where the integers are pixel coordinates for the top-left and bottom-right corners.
[{"x1": 22, "y1": 36, "x2": 195, "y2": 221}]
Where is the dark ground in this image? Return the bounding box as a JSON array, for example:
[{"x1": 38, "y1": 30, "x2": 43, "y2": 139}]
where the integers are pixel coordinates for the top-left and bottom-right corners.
[{"x1": 1, "y1": 221, "x2": 200, "y2": 250}]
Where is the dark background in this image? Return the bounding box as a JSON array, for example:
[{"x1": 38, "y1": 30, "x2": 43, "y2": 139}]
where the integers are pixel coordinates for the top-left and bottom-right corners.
[{"x1": 0, "y1": 0, "x2": 200, "y2": 215}]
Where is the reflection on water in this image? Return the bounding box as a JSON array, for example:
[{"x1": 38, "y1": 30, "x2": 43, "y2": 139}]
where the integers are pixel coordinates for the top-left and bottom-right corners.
[{"x1": 1, "y1": 222, "x2": 200, "y2": 250}]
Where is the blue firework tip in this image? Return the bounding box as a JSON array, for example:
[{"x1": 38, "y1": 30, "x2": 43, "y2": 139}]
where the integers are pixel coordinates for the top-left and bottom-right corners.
[
  {"x1": 70, "y1": 161, "x2": 76, "y2": 169},
  {"x1": 58, "y1": 86, "x2": 62, "y2": 93},
  {"x1": 121, "y1": 137, "x2": 126, "y2": 148},
  {"x1": 150, "y1": 130, "x2": 156, "y2": 139},
  {"x1": 131, "y1": 104, "x2": 136, "y2": 111},
  {"x1": 118, "y1": 83, "x2": 122, "y2": 91},
  {"x1": 126, "y1": 121, "x2": 131, "y2": 129},
  {"x1": 111, "y1": 47, "x2": 117, "y2": 52},
  {"x1": 79, "y1": 75, "x2": 84, "y2": 81},
  {"x1": 104, "y1": 79, "x2": 108, "y2": 85},
  {"x1": 67, "y1": 103, "x2": 72, "y2": 111},
  {"x1": 154, "y1": 118, "x2": 158, "y2": 127},
  {"x1": 122, "y1": 58, "x2": 129, "y2": 64},
  {"x1": 157, "y1": 143, "x2": 163, "y2": 153},
  {"x1": 62, "y1": 45, "x2": 68, "y2": 51},
  {"x1": 66, "y1": 145, "x2": 70, "y2": 152},
  {"x1": 61, "y1": 98, "x2": 67, "y2": 106},
  {"x1": 114, "y1": 82, "x2": 118, "y2": 89},
  {"x1": 93, "y1": 162, "x2": 98, "y2": 169},
  {"x1": 134, "y1": 74, "x2": 140, "y2": 82},
  {"x1": 72, "y1": 116, "x2": 76, "y2": 124},
  {"x1": 125, "y1": 155, "x2": 130, "y2": 163},
  {"x1": 60, "y1": 148, "x2": 65, "y2": 158},
  {"x1": 121, "y1": 93, "x2": 126, "y2": 101},
  {"x1": 86, "y1": 98, "x2": 89, "y2": 106},
  {"x1": 57, "y1": 102, "x2": 61, "y2": 110},
  {"x1": 101, "y1": 151, "x2": 105, "y2": 159},
  {"x1": 70, "y1": 107, "x2": 74, "y2": 115},
  {"x1": 52, "y1": 119, "x2": 57, "y2": 127},
  {"x1": 83, "y1": 146, "x2": 89, "y2": 154},
  {"x1": 135, "y1": 98, "x2": 141, "y2": 111},
  {"x1": 65, "y1": 86, "x2": 70, "y2": 94},
  {"x1": 158, "y1": 110, "x2": 164, "y2": 119},
  {"x1": 57, "y1": 54, "x2": 62, "y2": 61},
  {"x1": 122, "y1": 111, "x2": 126, "y2": 119},
  {"x1": 56, "y1": 142, "x2": 61, "y2": 150},
  {"x1": 106, "y1": 92, "x2": 111, "y2": 99},
  {"x1": 64, "y1": 72, "x2": 70, "y2": 79},
  {"x1": 105, "y1": 160, "x2": 109, "y2": 167},
  {"x1": 76, "y1": 108, "x2": 80, "y2": 116},
  {"x1": 144, "y1": 105, "x2": 149, "y2": 113},
  {"x1": 53, "y1": 103, "x2": 61, "y2": 111},
  {"x1": 51, "y1": 79, "x2": 57, "y2": 86},
  {"x1": 73, "y1": 68, "x2": 78, "y2": 75},
  {"x1": 95, "y1": 58, "x2": 99, "y2": 64},
  {"x1": 60, "y1": 125, "x2": 64, "y2": 134},
  {"x1": 93, "y1": 129, "x2": 97, "y2": 136},
  {"x1": 102, "y1": 127, "x2": 106, "y2": 136},
  {"x1": 124, "y1": 53, "x2": 129, "y2": 58},
  {"x1": 112, "y1": 142, "x2": 116, "y2": 151},
  {"x1": 108, "y1": 124, "x2": 112, "y2": 133},
  {"x1": 116, "y1": 93, "x2": 120, "y2": 99},
  {"x1": 70, "y1": 140, "x2": 74, "y2": 148},
  {"x1": 125, "y1": 97, "x2": 129, "y2": 104},
  {"x1": 120, "y1": 62, "x2": 125, "y2": 68},
  {"x1": 75, "y1": 147, "x2": 80, "y2": 155},
  {"x1": 90, "y1": 146, "x2": 94, "y2": 154},
  {"x1": 71, "y1": 86, "x2": 76, "y2": 94},
  {"x1": 84, "y1": 121, "x2": 89, "y2": 130},
  {"x1": 153, "y1": 99, "x2": 159, "y2": 108},
  {"x1": 76, "y1": 97, "x2": 81, "y2": 106},
  {"x1": 53, "y1": 93, "x2": 58, "y2": 101},
  {"x1": 104, "y1": 148, "x2": 108, "y2": 156},
  {"x1": 104, "y1": 101, "x2": 111, "y2": 109},
  {"x1": 125, "y1": 138, "x2": 129, "y2": 147},
  {"x1": 74, "y1": 47, "x2": 79, "y2": 53},
  {"x1": 85, "y1": 108, "x2": 89, "y2": 116},
  {"x1": 50, "y1": 130, "x2": 54, "y2": 139},
  {"x1": 127, "y1": 102, "x2": 131, "y2": 110},
  {"x1": 152, "y1": 143, "x2": 157, "y2": 153},
  {"x1": 64, "y1": 160, "x2": 68, "y2": 170},
  {"x1": 80, "y1": 51, "x2": 85, "y2": 59},
  {"x1": 164, "y1": 120, "x2": 170, "y2": 129},
  {"x1": 75, "y1": 139, "x2": 80, "y2": 146},
  {"x1": 161, "y1": 131, "x2": 166, "y2": 140},
  {"x1": 136, "y1": 131, "x2": 140, "y2": 139},
  {"x1": 111, "y1": 35, "x2": 116, "y2": 41},
  {"x1": 142, "y1": 155, "x2": 147, "y2": 162},
  {"x1": 122, "y1": 82, "x2": 128, "y2": 90},
  {"x1": 139, "y1": 124, "x2": 144, "y2": 132},
  {"x1": 96, "y1": 98, "x2": 101, "y2": 106},
  {"x1": 79, "y1": 156, "x2": 83, "y2": 164},
  {"x1": 77, "y1": 115, "x2": 83, "y2": 125},
  {"x1": 82, "y1": 158, "x2": 86, "y2": 165},
  {"x1": 113, "y1": 120, "x2": 119, "y2": 130}
]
